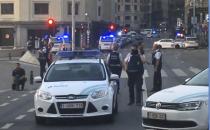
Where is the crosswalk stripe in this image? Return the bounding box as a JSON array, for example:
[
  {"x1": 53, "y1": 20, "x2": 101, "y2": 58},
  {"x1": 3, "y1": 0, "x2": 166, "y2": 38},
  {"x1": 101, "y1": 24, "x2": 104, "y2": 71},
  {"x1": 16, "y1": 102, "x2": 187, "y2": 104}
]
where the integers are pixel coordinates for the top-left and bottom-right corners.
[
  {"x1": 161, "y1": 69, "x2": 168, "y2": 77},
  {"x1": 172, "y1": 69, "x2": 187, "y2": 77},
  {"x1": 0, "y1": 103, "x2": 9, "y2": 107},
  {"x1": 0, "y1": 123, "x2": 14, "y2": 129},
  {"x1": 0, "y1": 89, "x2": 10, "y2": 94},
  {"x1": 27, "y1": 108, "x2": 35, "y2": 113},
  {"x1": 189, "y1": 67, "x2": 201, "y2": 74},
  {"x1": 15, "y1": 115, "x2": 26, "y2": 120}
]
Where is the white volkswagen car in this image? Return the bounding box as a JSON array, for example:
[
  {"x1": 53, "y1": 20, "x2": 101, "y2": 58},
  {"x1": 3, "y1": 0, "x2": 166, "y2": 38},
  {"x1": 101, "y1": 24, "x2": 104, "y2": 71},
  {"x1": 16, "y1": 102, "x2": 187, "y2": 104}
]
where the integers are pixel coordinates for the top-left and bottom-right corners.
[
  {"x1": 154, "y1": 39, "x2": 175, "y2": 48},
  {"x1": 142, "y1": 68, "x2": 208, "y2": 130},
  {"x1": 34, "y1": 50, "x2": 119, "y2": 124}
]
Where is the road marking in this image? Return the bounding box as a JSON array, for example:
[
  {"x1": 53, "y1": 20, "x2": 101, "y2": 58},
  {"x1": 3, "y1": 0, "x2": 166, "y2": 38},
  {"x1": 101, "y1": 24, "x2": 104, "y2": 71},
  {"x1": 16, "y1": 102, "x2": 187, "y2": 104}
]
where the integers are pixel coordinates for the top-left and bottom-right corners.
[
  {"x1": 15, "y1": 115, "x2": 26, "y2": 120},
  {"x1": 29, "y1": 90, "x2": 36, "y2": 94},
  {"x1": 172, "y1": 69, "x2": 187, "y2": 77},
  {"x1": 10, "y1": 98, "x2": 19, "y2": 102},
  {"x1": 121, "y1": 70, "x2": 127, "y2": 78},
  {"x1": 27, "y1": 108, "x2": 35, "y2": 113},
  {"x1": 0, "y1": 89, "x2": 10, "y2": 94},
  {"x1": 189, "y1": 67, "x2": 201, "y2": 74},
  {"x1": 161, "y1": 69, "x2": 168, "y2": 77},
  {"x1": 0, "y1": 123, "x2": 14, "y2": 129},
  {"x1": 143, "y1": 70, "x2": 149, "y2": 78},
  {"x1": 0, "y1": 103, "x2": 9, "y2": 107},
  {"x1": 142, "y1": 77, "x2": 147, "y2": 105},
  {"x1": 21, "y1": 94, "x2": 27, "y2": 97}
]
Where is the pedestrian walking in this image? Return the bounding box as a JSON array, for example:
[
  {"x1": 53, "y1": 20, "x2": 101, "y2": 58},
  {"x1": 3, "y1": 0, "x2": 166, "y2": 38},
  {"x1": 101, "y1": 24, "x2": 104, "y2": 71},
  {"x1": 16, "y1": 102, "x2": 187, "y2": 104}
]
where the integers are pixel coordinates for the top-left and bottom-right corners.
[
  {"x1": 38, "y1": 44, "x2": 47, "y2": 79},
  {"x1": 27, "y1": 37, "x2": 33, "y2": 51},
  {"x1": 35, "y1": 36, "x2": 40, "y2": 50},
  {"x1": 124, "y1": 44, "x2": 144, "y2": 106},
  {"x1": 107, "y1": 43, "x2": 123, "y2": 93},
  {"x1": 12, "y1": 63, "x2": 27, "y2": 91},
  {"x1": 150, "y1": 44, "x2": 162, "y2": 92}
]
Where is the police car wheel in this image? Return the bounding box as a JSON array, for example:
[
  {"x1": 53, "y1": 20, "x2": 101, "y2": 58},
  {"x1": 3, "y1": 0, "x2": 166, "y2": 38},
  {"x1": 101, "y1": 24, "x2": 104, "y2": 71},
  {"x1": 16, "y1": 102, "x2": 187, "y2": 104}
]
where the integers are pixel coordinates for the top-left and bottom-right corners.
[
  {"x1": 175, "y1": 45, "x2": 180, "y2": 49},
  {"x1": 35, "y1": 116, "x2": 46, "y2": 125}
]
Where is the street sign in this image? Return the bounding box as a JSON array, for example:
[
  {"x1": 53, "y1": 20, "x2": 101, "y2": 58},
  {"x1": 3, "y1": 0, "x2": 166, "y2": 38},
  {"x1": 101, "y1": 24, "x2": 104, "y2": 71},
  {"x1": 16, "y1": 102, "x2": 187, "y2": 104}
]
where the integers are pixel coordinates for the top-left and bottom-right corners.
[{"x1": 191, "y1": 17, "x2": 197, "y2": 25}]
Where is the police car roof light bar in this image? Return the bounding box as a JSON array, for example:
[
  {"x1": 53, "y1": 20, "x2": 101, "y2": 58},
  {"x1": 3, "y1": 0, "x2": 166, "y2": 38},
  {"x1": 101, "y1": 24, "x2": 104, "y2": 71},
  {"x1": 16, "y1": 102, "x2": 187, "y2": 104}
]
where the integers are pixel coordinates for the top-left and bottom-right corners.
[{"x1": 55, "y1": 50, "x2": 101, "y2": 60}]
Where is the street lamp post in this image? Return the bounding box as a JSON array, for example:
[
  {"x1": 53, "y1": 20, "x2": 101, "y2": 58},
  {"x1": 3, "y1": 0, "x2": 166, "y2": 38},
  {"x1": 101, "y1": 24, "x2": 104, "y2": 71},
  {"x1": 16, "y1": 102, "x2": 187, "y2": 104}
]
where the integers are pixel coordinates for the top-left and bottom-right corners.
[
  {"x1": 85, "y1": 13, "x2": 90, "y2": 48},
  {"x1": 72, "y1": 0, "x2": 75, "y2": 51}
]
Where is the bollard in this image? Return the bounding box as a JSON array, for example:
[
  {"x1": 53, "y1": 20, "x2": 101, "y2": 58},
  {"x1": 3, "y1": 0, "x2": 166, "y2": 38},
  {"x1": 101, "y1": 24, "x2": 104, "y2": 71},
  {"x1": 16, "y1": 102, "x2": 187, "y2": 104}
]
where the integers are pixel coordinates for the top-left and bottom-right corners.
[
  {"x1": 30, "y1": 71, "x2": 34, "y2": 85},
  {"x1": 8, "y1": 53, "x2": 11, "y2": 60}
]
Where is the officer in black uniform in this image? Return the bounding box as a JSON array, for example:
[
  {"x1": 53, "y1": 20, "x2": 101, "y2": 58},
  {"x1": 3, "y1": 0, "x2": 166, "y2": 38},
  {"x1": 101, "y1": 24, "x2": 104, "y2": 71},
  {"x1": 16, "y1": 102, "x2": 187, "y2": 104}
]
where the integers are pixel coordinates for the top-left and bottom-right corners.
[
  {"x1": 107, "y1": 43, "x2": 123, "y2": 93},
  {"x1": 124, "y1": 44, "x2": 144, "y2": 106},
  {"x1": 151, "y1": 44, "x2": 162, "y2": 92},
  {"x1": 12, "y1": 63, "x2": 26, "y2": 91},
  {"x1": 38, "y1": 43, "x2": 47, "y2": 79}
]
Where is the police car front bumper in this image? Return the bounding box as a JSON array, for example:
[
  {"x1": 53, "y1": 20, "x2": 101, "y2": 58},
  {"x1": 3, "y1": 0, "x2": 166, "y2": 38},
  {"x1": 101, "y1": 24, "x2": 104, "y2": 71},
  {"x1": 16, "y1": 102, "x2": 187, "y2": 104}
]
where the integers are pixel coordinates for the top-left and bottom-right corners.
[{"x1": 34, "y1": 94, "x2": 113, "y2": 118}]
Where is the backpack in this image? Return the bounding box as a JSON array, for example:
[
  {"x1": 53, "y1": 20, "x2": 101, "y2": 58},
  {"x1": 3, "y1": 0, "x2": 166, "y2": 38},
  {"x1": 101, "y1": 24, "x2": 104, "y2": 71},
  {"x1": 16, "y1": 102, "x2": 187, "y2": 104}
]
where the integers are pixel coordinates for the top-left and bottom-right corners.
[{"x1": 127, "y1": 54, "x2": 143, "y2": 73}]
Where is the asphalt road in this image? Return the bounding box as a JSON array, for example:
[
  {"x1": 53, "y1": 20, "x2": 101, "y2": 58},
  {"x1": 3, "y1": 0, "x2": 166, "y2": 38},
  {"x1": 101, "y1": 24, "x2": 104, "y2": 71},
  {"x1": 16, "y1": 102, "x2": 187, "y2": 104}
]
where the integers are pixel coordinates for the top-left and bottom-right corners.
[{"x1": 0, "y1": 34, "x2": 208, "y2": 130}]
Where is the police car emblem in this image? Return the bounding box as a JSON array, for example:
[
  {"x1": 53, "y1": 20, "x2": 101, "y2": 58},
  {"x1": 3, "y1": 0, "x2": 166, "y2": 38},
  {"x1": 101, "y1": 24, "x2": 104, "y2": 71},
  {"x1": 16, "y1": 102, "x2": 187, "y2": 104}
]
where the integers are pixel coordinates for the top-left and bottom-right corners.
[
  {"x1": 156, "y1": 102, "x2": 161, "y2": 110},
  {"x1": 68, "y1": 95, "x2": 75, "y2": 100}
]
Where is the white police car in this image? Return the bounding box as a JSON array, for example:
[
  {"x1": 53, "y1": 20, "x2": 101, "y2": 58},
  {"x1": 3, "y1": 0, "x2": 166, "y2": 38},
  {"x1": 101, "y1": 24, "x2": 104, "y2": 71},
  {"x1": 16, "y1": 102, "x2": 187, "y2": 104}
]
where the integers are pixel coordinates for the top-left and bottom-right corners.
[
  {"x1": 99, "y1": 35, "x2": 116, "y2": 51},
  {"x1": 142, "y1": 68, "x2": 208, "y2": 130},
  {"x1": 34, "y1": 50, "x2": 119, "y2": 124}
]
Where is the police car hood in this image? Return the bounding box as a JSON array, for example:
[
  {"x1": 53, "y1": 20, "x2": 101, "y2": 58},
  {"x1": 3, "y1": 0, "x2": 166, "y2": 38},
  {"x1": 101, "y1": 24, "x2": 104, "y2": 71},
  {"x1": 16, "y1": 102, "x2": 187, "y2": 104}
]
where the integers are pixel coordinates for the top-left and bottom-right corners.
[
  {"x1": 146, "y1": 85, "x2": 208, "y2": 103},
  {"x1": 40, "y1": 81, "x2": 108, "y2": 95}
]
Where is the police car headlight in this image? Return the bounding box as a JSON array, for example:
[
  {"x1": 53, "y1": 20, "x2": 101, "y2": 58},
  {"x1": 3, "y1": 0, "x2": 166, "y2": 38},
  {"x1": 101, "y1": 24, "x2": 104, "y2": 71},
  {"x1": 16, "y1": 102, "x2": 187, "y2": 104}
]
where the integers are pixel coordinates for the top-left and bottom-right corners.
[
  {"x1": 37, "y1": 90, "x2": 52, "y2": 100},
  {"x1": 91, "y1": 89, "x2": 108, "y2": 99},
  {"x1": 178, "y1": 101, "x2": 203, "y2": 111}
]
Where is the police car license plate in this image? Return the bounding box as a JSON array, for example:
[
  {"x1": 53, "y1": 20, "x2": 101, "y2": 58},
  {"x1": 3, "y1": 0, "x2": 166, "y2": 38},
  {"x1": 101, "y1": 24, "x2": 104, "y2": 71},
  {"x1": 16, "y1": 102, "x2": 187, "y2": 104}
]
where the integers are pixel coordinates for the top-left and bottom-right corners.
[
  {"x1": 60, "y1": 103, "x2": 84, "y2": 109},
  {"x1": 147, "y1": 112, "x2": 166, "y2": 120}
]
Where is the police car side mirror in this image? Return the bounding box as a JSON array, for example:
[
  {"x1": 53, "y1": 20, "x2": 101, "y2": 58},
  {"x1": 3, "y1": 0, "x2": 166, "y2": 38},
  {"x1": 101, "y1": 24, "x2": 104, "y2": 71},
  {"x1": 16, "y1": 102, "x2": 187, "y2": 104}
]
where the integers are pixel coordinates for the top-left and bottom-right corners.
[
  {"x1": 184, "y1": 78, "x2": 190, "y2": 83},
  {"x1": 110, "y1": 74, "x2": 119, "y2": 81},
  {"x1": 34, "y1": 76, "x2": 42, "y2": 83}
]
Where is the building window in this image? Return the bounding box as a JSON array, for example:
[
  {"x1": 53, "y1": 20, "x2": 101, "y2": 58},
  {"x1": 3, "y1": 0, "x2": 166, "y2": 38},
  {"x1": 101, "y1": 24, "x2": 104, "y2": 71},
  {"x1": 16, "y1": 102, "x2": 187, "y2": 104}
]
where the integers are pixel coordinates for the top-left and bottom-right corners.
[
  {"x1": 68, "y1": 2, "x2": 79, "y2": 15},
  {"x1": 98, "y1": 6, "x2": 101, "y2": 16},
  {"x1": 125, "y1": 0, "x2": 131, "y2": 3},
  {"x1": 118, "y1": 0, "x2": 120, "y2": 2},
  {"x1": 34, "y1": 3, "x2": 49, "y2": 15},
  {"x1": 125, "y1": 16, "x2": 131, "y2": 20},
  {"x1": 134, "y1": 16, "x2": 138, "y2": 20},
  {"x1": 134, "y1": 0, "x2": 137, "y2": 3},
  {"x1": 134, "y1": 5, "x2": 137, "y2": 11},
  {"x1": 125, "y1": 5, "x2": 131, "y2": 11},
  {"x1": 118, "y1": 5, "x2": 121, "y2": 11},
  {"x1": 1, "y1": 3, "x2": 14, "y2": 15},
  {"x1": 117, "y1": 16, "x2": 120, "y2": 21}
]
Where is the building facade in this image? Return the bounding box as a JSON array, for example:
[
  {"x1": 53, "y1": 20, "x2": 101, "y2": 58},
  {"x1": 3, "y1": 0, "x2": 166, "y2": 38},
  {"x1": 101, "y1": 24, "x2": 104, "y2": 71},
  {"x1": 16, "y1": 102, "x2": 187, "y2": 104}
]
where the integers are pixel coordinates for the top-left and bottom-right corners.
[
  {"x1": 0, "y1": 0, "x2": 112, "y2": 48},
  {"x1": 139, "y1": 0, "x2": 152, "y2": 28}
]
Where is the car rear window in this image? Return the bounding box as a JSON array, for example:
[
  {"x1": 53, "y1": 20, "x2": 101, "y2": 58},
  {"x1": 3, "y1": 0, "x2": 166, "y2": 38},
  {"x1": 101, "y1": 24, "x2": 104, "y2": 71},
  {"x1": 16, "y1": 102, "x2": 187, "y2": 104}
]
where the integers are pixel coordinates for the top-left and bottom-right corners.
[{"x1": 45, "y1": 63, "x2": 106, "y2": 82}]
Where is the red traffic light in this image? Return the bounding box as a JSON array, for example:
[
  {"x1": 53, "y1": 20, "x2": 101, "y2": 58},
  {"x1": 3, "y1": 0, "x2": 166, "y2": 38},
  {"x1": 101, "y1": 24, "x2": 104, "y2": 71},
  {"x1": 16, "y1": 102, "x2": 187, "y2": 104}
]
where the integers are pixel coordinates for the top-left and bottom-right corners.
[
  {"x1": 48, "y1": 19, "x2": 55, "y2": 25},
  {"x1": 123, "y1": 28, "x2": 128, "y2": 33},
  {"x1": 109, "y1": 23, "x2": 116, "y2": 31}
]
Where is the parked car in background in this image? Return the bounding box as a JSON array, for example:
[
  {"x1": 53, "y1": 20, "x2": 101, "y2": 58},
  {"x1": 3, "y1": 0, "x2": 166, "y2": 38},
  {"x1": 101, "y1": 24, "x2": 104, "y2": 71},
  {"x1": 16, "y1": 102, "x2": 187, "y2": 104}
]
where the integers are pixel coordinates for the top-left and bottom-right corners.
[
  {"x1": 153, "y1": 39, "x2": 175, "y2": 48},
  {"x1": 99, "y1": 35, "x2": 116, "y2": 51},
  {"x1": 142, "y1": 68, "x2": 208, "y2": 130},
  {"x1": 184, "y1": 37, "x2": 199, "y2": 49},
  {"x1": 140, "y1": 29, "x2": 152, "y2": 36},
  {"x1": 50, "y1": 36, "x2": 71, "y2": 53}
]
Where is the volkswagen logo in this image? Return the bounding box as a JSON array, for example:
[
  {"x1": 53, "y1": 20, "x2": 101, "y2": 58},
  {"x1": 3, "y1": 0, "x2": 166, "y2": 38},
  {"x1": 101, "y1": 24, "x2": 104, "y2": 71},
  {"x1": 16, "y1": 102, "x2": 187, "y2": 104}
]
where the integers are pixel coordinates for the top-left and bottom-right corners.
[
  {"x1": 156, "y1": 102, "x2": 161, "y2": 110},
  {"x1": 68, "y1": 95, "x2": 75, "y2": 100}
]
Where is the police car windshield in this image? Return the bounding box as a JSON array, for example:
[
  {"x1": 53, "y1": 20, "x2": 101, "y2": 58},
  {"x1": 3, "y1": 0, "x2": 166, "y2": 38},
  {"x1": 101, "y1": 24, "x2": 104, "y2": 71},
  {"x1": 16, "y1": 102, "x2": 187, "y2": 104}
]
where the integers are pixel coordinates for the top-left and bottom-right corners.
[
  {"x1": 184, "y1": 68, "x2": 208, "y2": 86},
  {"x1": 101, "y1": 37, "x2": 114, "y2": 42},
  {"x1": 45, "y1": 63, "x2": 106, "y2": 81},
  {"x1": 186, "y1": 37, "x2": 197, "y2": 41}
]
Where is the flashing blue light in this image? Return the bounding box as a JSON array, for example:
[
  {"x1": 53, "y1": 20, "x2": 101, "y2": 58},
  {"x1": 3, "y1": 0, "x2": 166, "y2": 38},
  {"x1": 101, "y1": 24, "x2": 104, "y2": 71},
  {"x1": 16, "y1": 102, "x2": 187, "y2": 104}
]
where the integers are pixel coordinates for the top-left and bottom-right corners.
[
  {"x1": 55, "y1": 50, "x2": 101, "y2": 59},
  {"x1": 63, "y1": 35, "x2": 69, "y2": 38},
  {"x1": 103, "y1": 36, "x2": 106, "y2": 39},
  {"x1": 177, "y1": 33, "x2": 181, "y2": 36},
  {"x1": 109, "y1": 35, "x2": 114, "y2": 37}
]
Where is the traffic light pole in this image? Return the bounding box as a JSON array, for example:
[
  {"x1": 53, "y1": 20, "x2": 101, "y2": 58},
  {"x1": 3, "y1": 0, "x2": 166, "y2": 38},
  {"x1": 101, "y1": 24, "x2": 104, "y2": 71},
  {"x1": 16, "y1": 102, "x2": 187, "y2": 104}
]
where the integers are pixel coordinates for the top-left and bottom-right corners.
[{"x1": 71, "y1": 0, "x2": 75, "y2": 51}]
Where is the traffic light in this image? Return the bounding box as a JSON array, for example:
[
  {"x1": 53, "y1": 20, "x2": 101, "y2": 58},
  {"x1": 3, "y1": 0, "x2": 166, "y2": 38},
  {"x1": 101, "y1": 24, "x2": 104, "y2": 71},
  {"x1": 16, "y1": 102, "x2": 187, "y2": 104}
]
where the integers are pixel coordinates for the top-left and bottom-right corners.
[
  {"x1": 123, "y1": 28, "x2": 128, "y2": 33},
  {"x1": 47, "y1": 18, "x2": 56, "y2": 36},
  {"x1": 108, "y1": 23, "x2": 116, "y2": 31}
]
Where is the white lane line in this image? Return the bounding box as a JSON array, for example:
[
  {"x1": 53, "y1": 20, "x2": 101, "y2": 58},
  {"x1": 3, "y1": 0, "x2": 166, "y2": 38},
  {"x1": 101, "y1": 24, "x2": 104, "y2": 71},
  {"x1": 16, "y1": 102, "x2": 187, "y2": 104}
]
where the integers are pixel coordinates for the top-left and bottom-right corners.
[
  {"x1": 121, "y1": 70, "x2": 127, "y2": 78},
  {"x1": 15, "y1": 115, "x2": 26, "y2": 120},
  {"x1": 172, "y1": 68, "x2": 187, "y2": 77},
  {"x1": 143, "y1": 70, "x2": 149, "y2": 78},
  {"x1": 0, "y1": 123, "x2": 14, "y2": 129},
  {"x1": 21, "y1": 94, "x2": 27, "y2": 97},
  {"x1": 10, "y1": 98, "x2": 19, "y2": 102},
  {"x1": 189, "y1": 67, "x2": 201, "y2": 74},
  {"x1": 0, "y1": 103, "x2": 9, "y2": 107},
  {"x1": 161, "y1": 69, "x2": 168, "y2": 77},
  {"x1": 0, "y1": 89, "x2": 10, "y2": 94},
  {"x1": 142, "y1": 77, "x2": 147, "y2": 105},
  {"x1": 27, "y1": 108, "x2": 35, "y2": 113}
]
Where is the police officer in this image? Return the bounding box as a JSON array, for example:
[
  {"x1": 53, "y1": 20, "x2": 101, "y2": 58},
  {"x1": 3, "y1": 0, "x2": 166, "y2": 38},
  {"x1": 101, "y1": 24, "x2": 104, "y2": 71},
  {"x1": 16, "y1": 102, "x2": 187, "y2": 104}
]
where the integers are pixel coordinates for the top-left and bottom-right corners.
[
  {"x1": 38, "y1": 43, "x2": 47, "y2": 79},
  {"x1": 107, "y1": 43, "x2": 123, "y2": 93},
  {"x1": 12, "y1": 63, "x2": 26, "y2": 91},
  {"x1": 124, "y1": 44, "x2": 144, "y2": 106},
  {"x1": 150, "y1": 44, "x2": 162, "y2": 92}
]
